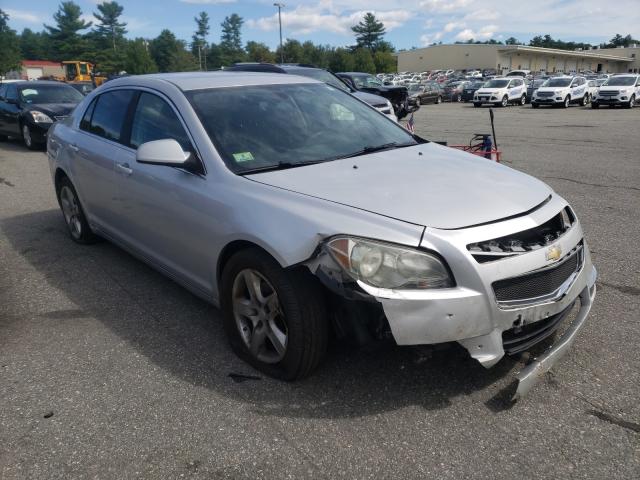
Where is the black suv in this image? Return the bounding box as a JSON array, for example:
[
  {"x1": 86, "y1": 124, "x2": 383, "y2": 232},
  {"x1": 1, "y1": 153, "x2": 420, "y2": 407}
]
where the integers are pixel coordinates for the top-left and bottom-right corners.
[{"x1": 336, "y1": 72, "x2": 412, "y2": 119}]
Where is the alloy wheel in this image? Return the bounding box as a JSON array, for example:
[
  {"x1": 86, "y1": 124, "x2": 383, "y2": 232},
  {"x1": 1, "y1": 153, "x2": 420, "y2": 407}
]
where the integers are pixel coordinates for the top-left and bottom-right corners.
[
  {"x1": 22, "y1": 125, "x2": 32, "y2": 148},
  {"x1": 232, "y1": 268, "x2": 288, "y2": 364},
  {"x1": 59, "y1": 185, "x2": 83, "y2": 239}
]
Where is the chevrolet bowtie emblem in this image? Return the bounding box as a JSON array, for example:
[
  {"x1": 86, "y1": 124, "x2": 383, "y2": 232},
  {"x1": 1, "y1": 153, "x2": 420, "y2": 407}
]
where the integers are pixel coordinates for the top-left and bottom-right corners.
[{"x1": 546, "y1": 245, "x2": 562, "y2": 262}]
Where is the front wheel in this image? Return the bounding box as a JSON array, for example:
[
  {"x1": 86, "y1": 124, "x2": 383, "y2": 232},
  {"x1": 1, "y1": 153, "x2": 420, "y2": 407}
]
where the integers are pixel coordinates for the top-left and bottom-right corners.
[
  {"x1": 456, "y1": 94, "x2": 462, "y2": 102},
  {"x1": 436, "y1": 96, "x2": 442, "y2": 104},
  {"x1": 416, "y1": 97, "x2": 422, "y2": 106},
  {"x1": 581, "y1": 94, "x2": 590, "y2": 106},
  {"x1": 22, "y1": 124, "x2": 42, "y2": 150},
  {"x1": 625, "y1": 95, "x2": 635, "y2": 109},
  {"x1": 473, "y1": 102, "x2": 481, "y2": 108},
  {"x1": 56, "y1": 176, "x2": 99, "y2": 244},
  {"x1": 562, "y1": 96, "x2": 570, "y2": 108},
  {"x1": 531, "y1": 103, "x2": 539, "y2": 109},
  {"x1": 500, "y1": 95, "x2": 508, "y2": 107},
  {"x1": 520, "y1": 94, "x2": 526, "y2": 105},
  {"x1": 221, "y1": 248, "x2": 328, "y2": 380}
]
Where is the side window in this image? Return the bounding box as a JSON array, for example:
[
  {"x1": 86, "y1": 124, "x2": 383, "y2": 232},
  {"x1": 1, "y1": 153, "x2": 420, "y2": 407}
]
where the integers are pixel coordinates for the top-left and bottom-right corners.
[
  {"x1": 89, "y1": 90, "x2": 135, "y2": 142},
  {"x1": 0, "y1": 84, "x2": 6, "y2": 100},
  {"x1": 129, "y1": 92, "x2": 192, "y2": 151},
  {"x1": 80, "y1": 98, "x2": 97, "y2": 132},
  {"x1": 6, "y1": 85, "x2": 18, "y2": 102}
]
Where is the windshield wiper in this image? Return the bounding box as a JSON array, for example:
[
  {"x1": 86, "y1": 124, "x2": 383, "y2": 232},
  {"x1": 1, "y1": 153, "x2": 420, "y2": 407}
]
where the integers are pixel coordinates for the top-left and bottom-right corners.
[
  {"x1": 239, "y1": 159, "x2": 328, "y2": 175},
  {"x1": 330, "y1": 141, "x2": 416, "y2": 160}
]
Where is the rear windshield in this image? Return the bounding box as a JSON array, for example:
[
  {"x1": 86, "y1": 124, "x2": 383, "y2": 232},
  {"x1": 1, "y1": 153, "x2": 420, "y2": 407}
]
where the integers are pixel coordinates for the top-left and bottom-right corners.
[
  {"x1": 543, "y1": 78, "x2": 572, "y2": 87},
  {"x1": 186, "y1": 83, "x2": 416, "y2": 174},
  {"x1": 483, "y1": 79, "x2": 509, "y2": 88},
  {"x1": 18, "y1": 85, "x2": 84, "y2": 104},
  {"x1": 604, "y1": 77, "x2": 636, "y2": 86}
]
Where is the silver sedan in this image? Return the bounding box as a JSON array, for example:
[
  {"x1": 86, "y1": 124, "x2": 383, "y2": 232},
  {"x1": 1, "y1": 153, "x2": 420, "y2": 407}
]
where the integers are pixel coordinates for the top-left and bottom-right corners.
[{"x1": 47, "y1": 72, "x2": 596, "y2": 399}]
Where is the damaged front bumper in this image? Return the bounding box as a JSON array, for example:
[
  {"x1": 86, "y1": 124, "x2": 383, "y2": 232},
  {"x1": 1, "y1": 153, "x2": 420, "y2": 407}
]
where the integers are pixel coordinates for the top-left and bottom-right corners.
[{"x1": 307, "y1": 195, "x2": 597, "y2": 399}]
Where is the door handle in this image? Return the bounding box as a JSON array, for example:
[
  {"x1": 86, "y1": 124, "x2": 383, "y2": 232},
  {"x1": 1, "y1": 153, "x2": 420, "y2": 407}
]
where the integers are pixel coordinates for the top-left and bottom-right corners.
[
  {"x1": 116, "y1": 162, "x2": 133, "y2": 176},
  {"x1": 69, "y1": 144, "x2": 79, "y2": 153}
]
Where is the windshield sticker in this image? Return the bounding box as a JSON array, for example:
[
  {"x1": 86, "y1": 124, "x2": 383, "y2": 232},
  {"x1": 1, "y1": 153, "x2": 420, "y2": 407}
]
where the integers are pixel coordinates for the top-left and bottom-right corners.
[
  {"x1": 21, "y1": 89, "x2": 37, "y2": 96},
  {"x1": 233, "y1": 152, "x2": 254, "y2": 162}
]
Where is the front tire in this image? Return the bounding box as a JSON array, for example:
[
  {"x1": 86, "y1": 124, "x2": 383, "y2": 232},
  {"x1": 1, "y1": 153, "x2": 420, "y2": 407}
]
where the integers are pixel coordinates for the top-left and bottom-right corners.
[
  {"x1": 473, "y1": 102, "x2": 481, "y2": 108},
  {"x1": 591, "y1": 102, "x2": 599, "y2": 109},
  {"x1": 500, "y1": 95, "x2": 508, "y2": 107},
  {"x1": 221, "y1": 248, "x2": 328, "y2": 380},
  {"x1": 581, "y1": 94, "x2": 590, "y2": 106},
  {"x1": 436, "y1": 96, "x2": 442, "y2": 104},
  {"x1": 562, "y1": 96, "x2": 570, "y2": 108},
  {"x1": 531, "y1": 102, "x2": 539, "y2": 109},
  {"x1": 56, "y1": 176, "x2": 98, "y2": 244},
  {"x1": 625, "y1": 95, "x2": 635, "y2": 109},
  {"x1": 520, "y1": 94, "x2": 526, "y2": 105},
  {"x1": 22, "y1": 124, "x2": 42, "y2": 150}
]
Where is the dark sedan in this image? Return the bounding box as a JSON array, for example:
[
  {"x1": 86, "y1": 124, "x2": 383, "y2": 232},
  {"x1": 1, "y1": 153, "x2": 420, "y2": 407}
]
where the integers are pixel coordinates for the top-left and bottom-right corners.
[
  {"x1": 443, "y1": 81, "x2": 469, "y2": 102},
  {"x1": 407, "y1": 83, "x2": 443, "y2": 106},
  {"x1": 0, "y1": 81, "x2": 83, "y2": 149},
  {"x1": 461, "y1": 81, "x2": 486, "y2": 102},
  {"x1": 337, "y1": 72, "x2": 412, "y2": 119}
]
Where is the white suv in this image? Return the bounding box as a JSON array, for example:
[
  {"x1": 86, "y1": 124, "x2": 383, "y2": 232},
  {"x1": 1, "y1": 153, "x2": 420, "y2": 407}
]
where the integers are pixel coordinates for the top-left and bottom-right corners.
[
  {"x1": 473, "y1": 77, "x2": 527, "y2": 107},
  {"x1": 592, "y1": 74, "x2": 640, "y2": 109},
  {"x1": 531, "y1": 76, "x2": 589, "y2": 108}
]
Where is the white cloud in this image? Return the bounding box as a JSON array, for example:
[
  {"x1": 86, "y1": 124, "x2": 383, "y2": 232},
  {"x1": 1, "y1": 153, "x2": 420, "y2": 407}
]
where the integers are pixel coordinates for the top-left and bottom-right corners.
[
  {"x1": 419, "y1": 0, "x2": 472, "y2": 12},
  {"x1": 443, "y1": 21, "x2": 465, "y2": 33},
  {"x1": 4, "y1": 9, "x2": 41, "y2": 23},
  {"x1": 454, "y1": 24, "x2": 498, "y2": 41},
  {"x1": 179, "y1": 0, "x2": 236, "y2": 4},
  {"x1": 248, "y1": 5, "x2": 411, "y2": 36}
]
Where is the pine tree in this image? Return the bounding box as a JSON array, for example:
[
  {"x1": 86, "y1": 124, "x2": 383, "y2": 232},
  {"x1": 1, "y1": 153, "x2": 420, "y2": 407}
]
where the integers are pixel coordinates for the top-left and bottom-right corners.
[
  {"x1": 192, "y1": 11, "x2": 210, "y2": 69},
  {"x1": 220, "y1": 14, "x2": 245, "y2": 65},
  {"x1": 0, "y1": 10, "x2": 22, "y2": 76},
  {"x1": 93, "y1": 1, "x2": 127, "y2": 51},
  {"x1": 351, "y1": 13, "x2": 386, "y2": 52},
  {"x1": 44, "y1": 1, "x2": 92, "y2": 61},
  {"x1": 123, "y1": 38, "x2": 157, "y2": 74}
]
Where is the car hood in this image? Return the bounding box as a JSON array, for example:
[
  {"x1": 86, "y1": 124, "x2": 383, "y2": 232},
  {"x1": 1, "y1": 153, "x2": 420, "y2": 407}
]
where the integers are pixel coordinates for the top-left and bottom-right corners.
[
  {"x1": 475, "y1": 88, "x2": 503, "y2": 95},
  {"x1": 248, "y1": 143, "x2": 553, "y2": 230},
  {"x1": 353, "y1": 91, "x2": 389, "y2": 107},
  {"x1": 536, "y1": 87, "x2": 567, "y2": 93},
  {"x1": 25, "y1": 103, "x2": 77, "y2": 117}
]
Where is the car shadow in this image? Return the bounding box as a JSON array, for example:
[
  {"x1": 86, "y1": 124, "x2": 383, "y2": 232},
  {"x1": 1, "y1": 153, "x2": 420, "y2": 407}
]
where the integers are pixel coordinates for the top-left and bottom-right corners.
[{"x1": 2, "y1": 209, "x2": 524, "y2": 418}]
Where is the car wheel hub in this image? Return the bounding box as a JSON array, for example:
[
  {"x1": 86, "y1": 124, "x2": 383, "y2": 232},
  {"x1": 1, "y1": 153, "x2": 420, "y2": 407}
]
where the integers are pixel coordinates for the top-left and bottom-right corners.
[
  {"x1": 22, "y1": 125, "x2": 31, "y2": 146},
  {"x1": 232, "y1": 268, "x2": 287, "y2": 364},
  {"x1": 60, "y1": 186, "x2": 82, "y2": 238}
]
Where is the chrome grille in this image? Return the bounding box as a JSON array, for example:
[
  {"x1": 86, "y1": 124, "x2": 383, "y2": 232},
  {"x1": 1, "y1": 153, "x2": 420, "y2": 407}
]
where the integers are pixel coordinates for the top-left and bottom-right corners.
[
  {"x1": 537, "y1": 92, "x2": 554, "y2": 97},
  {"x1": 492, "y1": 245, "x2": 583, "y2": 306},
  {"x1": 599, "y1": 91, "x2": 618, "y2": 97}
]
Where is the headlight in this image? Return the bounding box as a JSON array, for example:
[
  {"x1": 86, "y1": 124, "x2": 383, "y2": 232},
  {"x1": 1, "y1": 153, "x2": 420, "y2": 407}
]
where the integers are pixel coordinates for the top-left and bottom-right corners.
[
  {"x1": 29, "y1": 111, "x2": 53, "y2": 123},
  {"x1": 326, "y1": 236, "x2": 453, "y2": 290},
  {"x1": 554, "y1": 90, "x2": 563, "y2": 95}
]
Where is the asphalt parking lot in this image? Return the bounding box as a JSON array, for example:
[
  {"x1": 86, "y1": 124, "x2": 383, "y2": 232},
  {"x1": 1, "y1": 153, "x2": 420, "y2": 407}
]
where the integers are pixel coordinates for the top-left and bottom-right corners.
[{"x1": 1, "y1": 102, "x2": 639, "y2": 479}]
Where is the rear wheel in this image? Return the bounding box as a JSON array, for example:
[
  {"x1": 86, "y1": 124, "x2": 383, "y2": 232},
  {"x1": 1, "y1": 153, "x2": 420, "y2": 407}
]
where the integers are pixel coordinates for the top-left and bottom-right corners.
[
  {"x1": 581, "y1": 94, "x2": 590, "y2": 106},
  {"x1": 221, "y1": 248, "x2": 328, "y2": 380},
  {"x1": 456, "y1": 94, "x2": 462, "y2": 102},
  {"x1": 56, "y1": 176, "x2": 99, "y2": 244},
  {"x1": 436, "y1": 96, "x2": 442, "y2": 104},
  {"x1": 416, "y1": 97, "x2": 422, "y2": 106}
]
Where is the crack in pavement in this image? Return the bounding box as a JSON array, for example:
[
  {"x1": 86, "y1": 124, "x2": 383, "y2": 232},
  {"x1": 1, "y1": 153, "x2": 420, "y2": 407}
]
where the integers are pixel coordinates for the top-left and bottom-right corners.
[
  {"x1": 0, "y1": 177, "x2": 15, "y2": 187},
  {"x1": 597, "y1": 281, "x2": 640, "y2": 297},
  {"x1": 543, "y1": 176, "x2": 640, "y2": 192},
  {"x1": 587, "y1": 410, "x2": 640, "y2": 434}
]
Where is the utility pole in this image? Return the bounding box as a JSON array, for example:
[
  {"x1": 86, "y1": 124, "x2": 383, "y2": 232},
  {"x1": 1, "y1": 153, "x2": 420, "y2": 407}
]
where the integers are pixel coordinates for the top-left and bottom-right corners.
[{"x1": 273, "y1": 3, "x2": 284, "y2": 63}]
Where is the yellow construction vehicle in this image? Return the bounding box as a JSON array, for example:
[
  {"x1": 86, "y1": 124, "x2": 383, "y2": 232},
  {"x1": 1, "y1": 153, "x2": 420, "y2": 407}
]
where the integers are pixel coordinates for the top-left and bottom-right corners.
[{"x1": 62, "y1": 61, "x2": 107, "y2": 86}]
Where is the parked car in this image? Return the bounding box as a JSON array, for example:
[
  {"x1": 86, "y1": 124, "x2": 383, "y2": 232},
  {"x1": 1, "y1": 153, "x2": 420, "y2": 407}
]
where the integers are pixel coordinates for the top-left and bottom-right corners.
[
  {"x1": 0, "y1": 80, "x2": 84, "y2": 149},
  {"x1": 473, "y1": 77, "x2": 527, "y2": 107},
  {"x1": 443, "y1": 81, "x2": 469, "y2": 102},
  {"x1": 591, "y1": 74, "x2": 640, "y2": 108},
  {"x1": 407, "y1": 82, "x2": 443, "y2": 105},
  {"x1": 47, "y1": 72, "x2": 597, "y2": 399},
  {"x1": 531, "y1": 76, "x2": 589, "y2": 108},
  {"x1": 506, "y1": 70, "x2": 530, "y2": 78},
  {"x1": 225, "y1": 63, "x2": 397, "y2": 121},
  {"x1": 461, "y1": 81, "x2": 485, "y2": 102},
  {"x1": 337, "y1": 72, "x2": 412, "y2": 119},
  {"x1": 526, "y1": 78, "x2": 548, "y2": 103}
]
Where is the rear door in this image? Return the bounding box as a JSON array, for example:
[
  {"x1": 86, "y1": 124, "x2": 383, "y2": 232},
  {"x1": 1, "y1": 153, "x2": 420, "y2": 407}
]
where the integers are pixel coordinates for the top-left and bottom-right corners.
[
  {"x1": 1, "y1": 85, "x2": 22, "y2": 136},
  {"x1": 71, "y1": 89, "x2": 136, "y2": 233}
]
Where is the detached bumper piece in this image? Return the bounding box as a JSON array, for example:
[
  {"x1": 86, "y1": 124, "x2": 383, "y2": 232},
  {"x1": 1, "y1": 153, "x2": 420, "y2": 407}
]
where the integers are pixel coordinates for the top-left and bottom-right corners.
[{"x1": 512, "y1": 282, "x2": 596, "y2": 401}]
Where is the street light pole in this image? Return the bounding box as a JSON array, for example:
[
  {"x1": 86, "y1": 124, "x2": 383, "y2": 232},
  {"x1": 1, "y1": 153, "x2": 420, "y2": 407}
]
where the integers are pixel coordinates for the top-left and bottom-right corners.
[{"x1": 273, "y1": 3, "x2": 284, "y2": 63}]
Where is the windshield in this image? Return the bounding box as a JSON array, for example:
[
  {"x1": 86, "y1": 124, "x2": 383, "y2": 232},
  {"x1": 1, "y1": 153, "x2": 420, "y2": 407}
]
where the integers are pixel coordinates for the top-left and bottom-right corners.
[
  {"x1": 543, "y1": 78, "x2": 572, "y2": 87},
  {"x1": 351, "y1": 75, "x2": 382, "y2": 88},
  {"x1": 532, "y1": 79, "x2": 546, "y2": 87},
  {"x1": 287, "y1": 68, "x2": 349, "y2": 92},
  {"x1": 596, "y1": 79, "x2": 607, "y2": 86},
  {"x1": 484, "y1": 79, "x2": 509, "y2": 88},
  {"x1": 186, "y1": 83, "x2": 417, "y2": 174},
  {"x1": 19, "y1": 85, "x2": 84, "y2": 104},
  {"x1": 604, "y1": 77, "x2": 636, "y2": 86},
  {"x1": 408, "y1": 84, "x2": 422, "y2": 92}
]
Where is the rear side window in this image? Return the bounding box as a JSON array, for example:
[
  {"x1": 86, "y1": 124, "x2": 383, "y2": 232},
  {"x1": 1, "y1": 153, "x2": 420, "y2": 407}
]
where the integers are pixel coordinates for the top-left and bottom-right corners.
[
  {"x1": 5, "y1": 85, "x2": 18, "y2": 102},
  {"x1": 88, "y1": 90, "x2": 135, "y2": 143},
  {"x1": 80, "y1": 99, "x2": 97, "y2": 131},
  {"x1": 129, "y1": 93, "x2": 192, "y2": 151}
]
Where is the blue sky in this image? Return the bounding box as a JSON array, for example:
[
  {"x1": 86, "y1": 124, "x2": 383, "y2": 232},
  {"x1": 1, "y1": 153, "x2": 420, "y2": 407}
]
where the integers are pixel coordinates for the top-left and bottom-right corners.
[{"x1": 4, "y1": 0, "x2": 639, "y2": 50}]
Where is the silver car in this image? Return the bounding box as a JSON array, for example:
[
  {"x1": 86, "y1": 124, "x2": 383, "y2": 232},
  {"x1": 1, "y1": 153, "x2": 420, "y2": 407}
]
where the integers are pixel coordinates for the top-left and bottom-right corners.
[{"x1": 47, "y1": 72, "x2": 597, "y2": 399}]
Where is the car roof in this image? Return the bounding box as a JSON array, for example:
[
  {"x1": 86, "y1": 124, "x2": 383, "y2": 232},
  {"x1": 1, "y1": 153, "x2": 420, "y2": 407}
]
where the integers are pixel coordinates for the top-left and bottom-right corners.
[
  {"x1": 10, "y1": 80, "x2": 71, "y2": 87},
  {"x1": 102, "y1": 71, "x2": 319, "y2": 91}
]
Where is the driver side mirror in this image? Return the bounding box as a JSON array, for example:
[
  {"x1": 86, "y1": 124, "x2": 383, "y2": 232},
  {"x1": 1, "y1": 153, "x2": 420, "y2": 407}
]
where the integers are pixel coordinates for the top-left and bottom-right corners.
[{"x1": 137, "y1": 139, "x2": 194, "y2": 169}]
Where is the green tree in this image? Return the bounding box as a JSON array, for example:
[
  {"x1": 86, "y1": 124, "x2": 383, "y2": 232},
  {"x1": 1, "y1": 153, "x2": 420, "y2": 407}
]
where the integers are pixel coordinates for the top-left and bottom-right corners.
[
  {"x1": 352, "y1": 47, "x2": 375, "y2": 73},
  {"x1": 93, "y1": 1, "x2": 127, "y2": 51},
  {"x1": 150, "y1": 29, "x2": 197, "y2": 72},
  {"x1": 352, "y1": 12, "x2": 386, "y2": 52},
  {"x1": 191, "y1": 11, "x2": 210, "y2": 69},
  {"x1": 19, "y1": 28, "x2": 49, "y2": 60},
  {"x1": 220, "y1": 13, "x2": 245, "y2": 65},
  {"x1": 373, "y1": 50, "x2": 395, "y2": 73},
  {"x1": 328, "y1": 47, "x2": 354, "y2": 72},
  {"x1": 277, "y1": 39, "x2": 303, "y2": 63},
  {"x1": 505, "y1": 37, "x2": 520, "y2": 45},
  {"x1": 245, "y1": 41, "x2": 274, "y2": 63},
  {"x1": 601, "y1": 34, "x2": 639, "y2": 48},
  {"x1": 0, "y1": 9, "x2": 22, "y2": 76},
  {"x1": 44, "y1": 1, "x2": 92, "y2": 60},
  {"x1": 123, "y1": 38, "x2": 157, "y2": 74}
]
